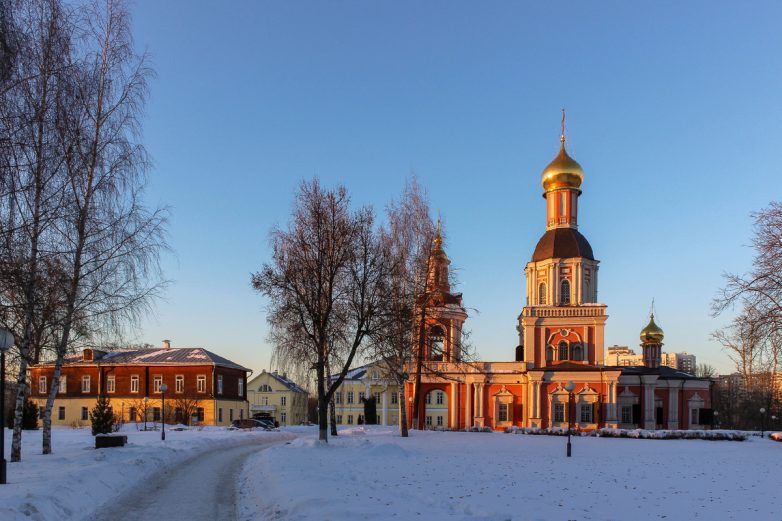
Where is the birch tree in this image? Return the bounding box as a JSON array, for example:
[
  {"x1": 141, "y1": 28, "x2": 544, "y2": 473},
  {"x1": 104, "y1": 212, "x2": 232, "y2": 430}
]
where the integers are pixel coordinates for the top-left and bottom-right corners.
[{"x1": 39, "y1": 0, "x2": 166, "y2": 455}]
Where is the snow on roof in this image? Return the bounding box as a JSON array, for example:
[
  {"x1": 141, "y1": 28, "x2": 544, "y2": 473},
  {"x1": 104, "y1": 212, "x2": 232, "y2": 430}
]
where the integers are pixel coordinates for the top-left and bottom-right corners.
[
  {"x1": 55, "y1": 347, "x2": 250, "y2": 372},
  {"x1": 267, "y1": 372, "x2": 308, "y2": 394}
]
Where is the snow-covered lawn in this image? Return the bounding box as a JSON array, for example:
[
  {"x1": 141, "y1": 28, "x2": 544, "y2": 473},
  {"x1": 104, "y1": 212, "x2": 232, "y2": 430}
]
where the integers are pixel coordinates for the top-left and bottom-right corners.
[
  {"x1": 240, "y1": 426, "x2": 782, "y2": 521},
  {"x1": 0, "y1": 424, "x2": 292, "y2": 521}
]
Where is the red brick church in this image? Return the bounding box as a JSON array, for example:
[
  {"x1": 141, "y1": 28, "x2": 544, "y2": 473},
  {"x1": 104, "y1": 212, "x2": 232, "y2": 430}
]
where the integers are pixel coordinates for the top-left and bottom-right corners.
[{"x1": 406, "y1": 121, "x2": 712, "y2": 431}]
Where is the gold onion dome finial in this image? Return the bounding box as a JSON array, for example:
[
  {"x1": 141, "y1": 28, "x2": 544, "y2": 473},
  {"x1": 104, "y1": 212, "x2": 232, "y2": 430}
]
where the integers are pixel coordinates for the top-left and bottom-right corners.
[
  {"x1": 540, "y1": 109, "x2": 584, "y2": 192},
  {"x1": 640, "y1": 313, "x2": 665, "y2": 344}
]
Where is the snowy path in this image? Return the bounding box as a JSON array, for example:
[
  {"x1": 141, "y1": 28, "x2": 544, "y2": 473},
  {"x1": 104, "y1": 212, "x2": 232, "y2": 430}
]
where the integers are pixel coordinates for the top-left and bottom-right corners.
[{"x1": 89, "y1": 437, "x2": 287, "y2": 521}]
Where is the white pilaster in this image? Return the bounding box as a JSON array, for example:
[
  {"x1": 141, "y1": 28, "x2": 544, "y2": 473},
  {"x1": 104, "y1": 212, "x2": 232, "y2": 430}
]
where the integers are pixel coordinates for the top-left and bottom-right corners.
[
  {"x1": 465, "y1": 381, "x2": 472, "y2": 428},
  {"x1": 382, "y1": 385, "x2": 388, "y2": 426}
]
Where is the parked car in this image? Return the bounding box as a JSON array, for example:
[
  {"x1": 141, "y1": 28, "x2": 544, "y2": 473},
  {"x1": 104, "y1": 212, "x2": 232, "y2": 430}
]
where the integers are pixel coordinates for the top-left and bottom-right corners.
[{"x1": 230, "y1": 419, "x2": 275, "y2": 431}]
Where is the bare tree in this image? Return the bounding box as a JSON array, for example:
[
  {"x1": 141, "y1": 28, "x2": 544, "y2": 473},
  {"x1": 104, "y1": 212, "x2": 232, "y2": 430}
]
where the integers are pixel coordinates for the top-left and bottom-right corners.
[
  {"x1": 172, "y1": 394, "x2": 201, "y2": 426},
  {"x1": 39, "y1": 0, "x2": 166, "y2": 455},
  {"x1": 252, "y1": 179, "x2": 389, "y2": 442},
  {"x1": 369, "y1": 178, "x2": 434, "y2": 436},
  {"x1": 695, "y1": 363, "x2": 717, "y2": 379},
  {"x1": 0, "y1": 0, "x2": 72, "y2": 462}
]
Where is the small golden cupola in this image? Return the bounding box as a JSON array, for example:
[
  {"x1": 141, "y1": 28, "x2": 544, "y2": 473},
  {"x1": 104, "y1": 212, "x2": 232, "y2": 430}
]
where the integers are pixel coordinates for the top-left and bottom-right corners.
[
  {"x1": 640, "y1": 312, "x2": 664, "y2": 369},
  {"x1": 640, "y1": 313, "x2": 665, "y2": 344},
  {"x1": 540, "y1": 112, "x2": 584, "y2": 194}
]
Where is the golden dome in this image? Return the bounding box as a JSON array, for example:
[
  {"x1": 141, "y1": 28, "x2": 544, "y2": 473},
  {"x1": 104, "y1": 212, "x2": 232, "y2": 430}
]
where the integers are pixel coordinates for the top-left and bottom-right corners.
[
  {"x1": 541, "y1": 140, "x2": 584, "y2": 193},
  {"x1": 640, "y1": 313, "x2": 664, "y2": 344}
]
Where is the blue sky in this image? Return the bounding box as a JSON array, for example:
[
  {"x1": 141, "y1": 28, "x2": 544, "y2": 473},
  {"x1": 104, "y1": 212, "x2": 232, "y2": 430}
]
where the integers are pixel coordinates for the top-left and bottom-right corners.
[{"x1": 129, "y1": 1, "x2": 782, "y2": 375}]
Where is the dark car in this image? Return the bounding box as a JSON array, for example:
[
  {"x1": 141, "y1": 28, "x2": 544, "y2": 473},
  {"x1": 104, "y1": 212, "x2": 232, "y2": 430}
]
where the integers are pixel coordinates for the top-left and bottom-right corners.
[{"x1": 230, "y1": 419, "x2": 274, "y2": 430}]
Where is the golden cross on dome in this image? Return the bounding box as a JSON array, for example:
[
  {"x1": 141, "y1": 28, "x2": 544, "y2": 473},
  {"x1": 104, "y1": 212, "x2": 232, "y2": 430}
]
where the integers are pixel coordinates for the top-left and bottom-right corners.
[{"x1": 560, "y1": 108, "x2": 566, "y2": 145}]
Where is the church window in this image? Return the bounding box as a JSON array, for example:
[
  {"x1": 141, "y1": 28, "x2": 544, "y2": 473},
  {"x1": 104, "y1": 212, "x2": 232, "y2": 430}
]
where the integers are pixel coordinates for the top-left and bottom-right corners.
[
  {"x1": 498, "y1": 403, "x2": 509, "y2": 422},
  {"x1": 546, "y1": 345, "x2": 554, "y2": 361},
  {"x1": 561, "y1": 279, "x2": 571, "y2": 305},
  {"x1": 572, "y1": 344, "x2": 583, "y2": 361},
  {"x1": 436, "y1": 391, "x2": 444, "y2": 404},
  {"x1": 621, "y1": 406, "x2": 632, "y2": 424},
  {"x1": 428, "y1": 326, "x2": 445, "y2": 361},
  {"x1": 391, "y1": 392, "x2": 398, "y2": 404},
  {"x1": 559, "y1": 191, "x2": 566, "y2": 217},
  {"x1": 558, "y1": 341, "x2": 569, "y2": 361},
  {"x1": 554, "y1": 403, "x2": 565, "y2": 422},
  {"x1": 436, "y1": 416, "x2": 443, "y2": 426},
  {"x1": 335, "y1": 392, "x2": 342, "y2": 404},
  {"x1": 426, "y1": 415, "x2": 432, "y2": 426},
  {"x1": 347, "y1": 415, "x2": 353, "y2": 424},
  {"x1": 347, "y1": 391, "x2": 354, "y2": 404},
  {"x1": 538, "y1": 283, "x2": 546, "y2": 305},
  {"x1": 425, "y1": 393, "x2": 431, "y2": 404},
  {"x1": 580, "y1": 404, "x2": 593, "y2": 423}
]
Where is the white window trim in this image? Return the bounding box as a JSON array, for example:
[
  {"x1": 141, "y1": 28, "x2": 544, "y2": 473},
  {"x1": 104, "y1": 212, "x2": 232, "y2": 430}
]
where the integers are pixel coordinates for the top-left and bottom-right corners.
[
  {"x1": 130, "y1": 375, "x2": 139, "y2": 393},
  {"x1": 153, "y1": 375, "x2": 163, "y2": 393},
  {"x1": 197, "y1": 375, "x2": 206, "y2": 393},
  {"x1": 175, "y1": 375, "x2": 184, "y2": 393},
  {"x1": 58, "y1": 375, "x2": 66, "y2": 394},
  {"x1": 216, "y1": 374, "x2": 223, "y2": 395},
  {"x1": 106, "y1": 375, "x2": 116, "y2": 394},
  {"x1": 39, "y1": 376, "x2": 47, "y2": 394},
  {"x1": 82, "y1": 375, "x2": 91, "y2": 393}
]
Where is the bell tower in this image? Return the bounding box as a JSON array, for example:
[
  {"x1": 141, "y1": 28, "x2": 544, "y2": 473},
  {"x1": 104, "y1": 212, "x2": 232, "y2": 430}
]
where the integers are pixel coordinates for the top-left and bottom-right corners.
[
  {"x1": 419, "y1": 220, "x2": 467, "y2": 362},
  {"x1": 517, "y1": 113, "x2": 608, "y2": 368}
]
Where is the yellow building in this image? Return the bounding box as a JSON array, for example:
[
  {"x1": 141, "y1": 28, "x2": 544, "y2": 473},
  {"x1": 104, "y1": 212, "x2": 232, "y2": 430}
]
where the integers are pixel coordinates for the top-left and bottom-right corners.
[
  {"x1": 247, "y1": 370, "x2": 308, "y2": 426},
  {"x1": 331, "y1": 363, "x2": 400, "y2": 426}
]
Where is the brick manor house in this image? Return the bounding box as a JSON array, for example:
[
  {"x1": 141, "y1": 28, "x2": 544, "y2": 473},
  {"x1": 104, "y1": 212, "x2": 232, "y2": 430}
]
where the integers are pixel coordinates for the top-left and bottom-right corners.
[
  {"x1": 405, "y1": 122, "x2": 712, "y2": 431},
  {"x1": 29, "y1": 341, "x2": 250, "y2": 427}
]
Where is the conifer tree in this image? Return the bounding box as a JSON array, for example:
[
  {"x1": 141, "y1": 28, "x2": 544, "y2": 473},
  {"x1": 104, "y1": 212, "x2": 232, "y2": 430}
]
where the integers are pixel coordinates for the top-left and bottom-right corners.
[{"x1": 90, "y1": 395, "x2": 115, "y2": 435}]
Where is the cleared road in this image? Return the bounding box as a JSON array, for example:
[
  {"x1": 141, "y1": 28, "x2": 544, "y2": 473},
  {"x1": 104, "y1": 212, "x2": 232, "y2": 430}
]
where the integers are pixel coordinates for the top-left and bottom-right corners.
[{"x1": 88, "y1": 437, "x2": 287, "y2": 521}]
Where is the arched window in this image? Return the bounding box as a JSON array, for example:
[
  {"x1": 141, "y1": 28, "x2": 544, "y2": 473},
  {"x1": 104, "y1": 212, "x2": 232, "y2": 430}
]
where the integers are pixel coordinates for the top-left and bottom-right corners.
[
  {"x1": 561, "y1": 279, "x2": 571, "y2": 305},
  {"x1": 546, "y1": 345, "x2": 554, "y2": 361},
  {"x1": 428, "y1": 326, "x2": 445, "y2": 361},
  {"x1": 572, "y1": 343, "x2": 583, "y2": 361},
  {"x1": 538, "y1": 283, "x2": 547, "y2": 305},
  {"x1": 558, "y1": 341, "x2": 569, "y2": 361}
]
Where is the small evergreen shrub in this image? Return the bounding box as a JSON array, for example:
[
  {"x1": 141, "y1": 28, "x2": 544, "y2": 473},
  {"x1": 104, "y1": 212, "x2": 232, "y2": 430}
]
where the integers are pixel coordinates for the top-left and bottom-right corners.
[
  {"x1": 5, "y1": 399, "x2": 40, "y2": 429},
  {"x1": 90, "y1": 395, "x2": 115, "y2": 435}
]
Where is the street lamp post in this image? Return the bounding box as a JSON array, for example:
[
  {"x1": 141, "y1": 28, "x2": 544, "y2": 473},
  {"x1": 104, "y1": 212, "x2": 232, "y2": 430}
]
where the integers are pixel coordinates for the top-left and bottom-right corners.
[
  {"x1": 565, "y1": 381, "x2": 576, "y2": 457},
  {"x1": 160, "y1": 383, "x2": 168, "y2": 441},
  {"x1": 0, "y1": 328, "x2": 15, "y2": 485},
  {"x1": 760, "y1": 407, "x2": 766, "y2": 438}
]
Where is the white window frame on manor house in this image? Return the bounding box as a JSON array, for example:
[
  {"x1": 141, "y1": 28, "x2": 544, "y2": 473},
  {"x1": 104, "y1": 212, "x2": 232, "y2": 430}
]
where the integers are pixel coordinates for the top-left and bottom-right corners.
[
  {"x1": 106, "y1": 375, "x2": 115, "y2": 394},
  {"x1": 58, "y1": 375, "x2": 66, "y2": 394},
  {"x1": 130, "y1": 375, "x2": 139, "y2": 393},
  {"x1": 197, "y1": 374, "x2": 206, "y2": 393},
  {"x1": 175, "y1": 375, "x2": 184, "y2": 393},
  {"x1": 38, "y1": 376, "x2": 46, "y2": 394},
  {"x1": 82, "y1": 375, "x2": 90, "y2": 393}
]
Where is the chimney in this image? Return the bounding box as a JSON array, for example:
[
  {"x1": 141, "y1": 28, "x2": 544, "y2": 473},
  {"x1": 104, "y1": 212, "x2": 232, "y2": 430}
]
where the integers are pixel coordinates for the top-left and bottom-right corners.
[{"x1": 163, "y1": 339, "x2": 171, "y2": 350}]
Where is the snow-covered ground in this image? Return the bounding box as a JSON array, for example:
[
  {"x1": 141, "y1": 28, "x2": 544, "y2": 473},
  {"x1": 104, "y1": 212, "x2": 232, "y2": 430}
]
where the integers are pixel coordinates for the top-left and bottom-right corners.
[
  {"x1": 0, "y1": 424, "x2": 292, "y2": 521},
  {"x1": 240, "y1": 426, "x2": 782, "y2": 521}
]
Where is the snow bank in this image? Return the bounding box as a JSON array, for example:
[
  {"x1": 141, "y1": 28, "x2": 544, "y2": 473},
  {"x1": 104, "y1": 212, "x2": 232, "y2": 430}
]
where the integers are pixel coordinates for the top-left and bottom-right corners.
[
  {"x1": 0, "y1": 424, "x2": 292, "y2": 521},
  {"x1": 240, "y1": 425, "x2": 782, "y2": 521},
  {"x1": 505, "y1": 425, "x2": 747, "y2": 440}
]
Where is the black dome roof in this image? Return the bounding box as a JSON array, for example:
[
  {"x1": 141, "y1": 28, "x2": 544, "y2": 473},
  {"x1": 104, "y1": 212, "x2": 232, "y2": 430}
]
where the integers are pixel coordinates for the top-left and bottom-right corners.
[{"x1": 532, "y1": 228, "x2": 594, "y2": 262}]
